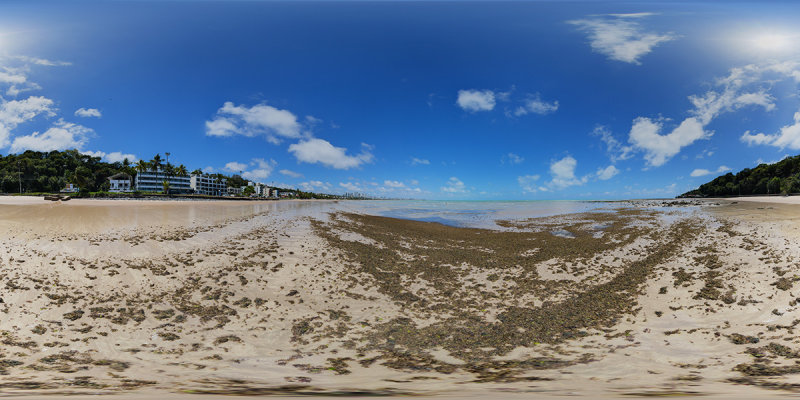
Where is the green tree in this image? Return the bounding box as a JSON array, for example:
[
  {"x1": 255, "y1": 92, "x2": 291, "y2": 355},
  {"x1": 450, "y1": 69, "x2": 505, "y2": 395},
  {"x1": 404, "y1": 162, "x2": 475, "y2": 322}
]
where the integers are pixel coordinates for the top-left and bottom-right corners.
[
  {"x1": 242, "y1": 185, "x2": 255, "y2": 196},
  {"x1": 150, "y1": 154, "x2": 162, "y2": 172},
  {"x1": 768, "y1": 177, "x2": 782, "y2": 194},
  {"x1": 162, "y1": 179, "x2": 170, "y2": 194}
]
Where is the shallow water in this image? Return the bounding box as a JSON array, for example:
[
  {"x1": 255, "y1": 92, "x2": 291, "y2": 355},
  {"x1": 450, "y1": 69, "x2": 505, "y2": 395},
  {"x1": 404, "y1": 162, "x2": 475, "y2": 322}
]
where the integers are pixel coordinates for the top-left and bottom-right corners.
[{"x1": 339, "y1": 200, "x2": 614, "y2": 229}]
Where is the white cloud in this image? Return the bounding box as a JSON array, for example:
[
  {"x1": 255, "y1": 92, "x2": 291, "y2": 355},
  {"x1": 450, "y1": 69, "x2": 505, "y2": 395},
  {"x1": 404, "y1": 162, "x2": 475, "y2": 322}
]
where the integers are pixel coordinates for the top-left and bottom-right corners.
[
  {"x1": 628, "y1": 117, "x2": 709, "y2": 167},
  {"x1": 339, "y1": 182, "x2": 364, "y2": 192},
  {"x1": 0, "y1": 55, "x2": 70, "y2": 97},
  {"x1": 384, "y1": 180, "x2": 405, "y2": 188},
  {"x1": 202, "y1": 166, "x2": 215, "y2": 173},
  {"x1": 224, "y1": 161, "x2": 248, "y2": 172},
  {"x1": 517, "y1": 174, "x2": 540, "y2": 193},
  {"x1": 300, "y1": 180, "x2": 332, "y2": 192},
  {"x1": 83, "y1": 150, "x2": 137, "y2": 163},
  {"x1": 549, "y1": 155, "x2": 588, "y2": 189},
  {"x1": 592, "y1": 125, "x2": 633, "y2": 162},
  {"x1": 626, "y1": 62, "x2": 800, "y2": 167},
  {"x1": 0, "y1": 95, "x2": 56, "y2": 147},
  {"x1": 740, "y1": 111, "x2": 800, "y2": 150},
  {"x1": 10, "y1": 119, "x2": 92, "y2": 153},
  {"x1": 224, "y1": 159, "x2": 276, "y2": 182},
  {"x1": 242, "y1": 158, "x2": 276, "y2": 181},
  {"x1": 205, "y1": 102, "x2": 303, "y2": 143},
  {"x1": 289, "y1": 138, "x2": 373, "y2": 169},
  {"x1": 503, "y1": 152, "x2": 525, "y2": 164},
  {"x1": 441, "y1": 177, "x2": 467, "y2": 193},
  {"x1": 74, "y1": 107, "x2": 102, "y2": 118},
  {"x1": 279, "y1": 169, "x2": 304, "y2": 178},
  {"x1": 514, "y1": 95, "x2": 559, "y2": 116},
  {"x1": 10, "y1": 55, "x2": 71, "y2": 67},
  {"x1": 411, "y1": 157, "x2": 430, "y2": 165},
  {"x1": 569, "y1": 14, "x2": 675, "y2": 64},
  {"x1": 690, "y1": 165, "x2": 731, "y2": 178},
  {"x1": 596, "y1": 165, "x2": 620, "y2": 180},
  {"x1": 457, "y1": 89, "x2": 496, "y2": 112}
]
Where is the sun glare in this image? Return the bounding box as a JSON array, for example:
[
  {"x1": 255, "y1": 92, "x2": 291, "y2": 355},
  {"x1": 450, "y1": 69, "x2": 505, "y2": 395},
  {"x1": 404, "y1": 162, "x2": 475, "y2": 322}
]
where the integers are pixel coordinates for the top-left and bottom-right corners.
[{"x1": 748, "y1": 32, "x2": 796, "y2": 53}]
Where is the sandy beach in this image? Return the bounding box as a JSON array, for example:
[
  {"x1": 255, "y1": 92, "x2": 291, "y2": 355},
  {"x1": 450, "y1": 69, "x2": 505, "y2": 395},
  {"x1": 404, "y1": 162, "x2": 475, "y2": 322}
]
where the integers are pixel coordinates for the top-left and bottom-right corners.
[{"x1": 1, "y1": 195, "x2": 800, "y2": 399}]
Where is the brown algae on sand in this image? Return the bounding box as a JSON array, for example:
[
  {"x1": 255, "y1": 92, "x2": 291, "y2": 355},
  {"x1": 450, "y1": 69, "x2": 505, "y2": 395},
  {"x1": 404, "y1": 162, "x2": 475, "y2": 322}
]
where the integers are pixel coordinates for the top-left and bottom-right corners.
[{"x1": 311, "y1": 208, "x2": 704, "y2": 374}]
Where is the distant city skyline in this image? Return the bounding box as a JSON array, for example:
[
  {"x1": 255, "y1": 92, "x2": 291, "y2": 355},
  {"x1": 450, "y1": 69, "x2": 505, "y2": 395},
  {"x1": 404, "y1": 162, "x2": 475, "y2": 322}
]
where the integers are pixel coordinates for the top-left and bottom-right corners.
[{"x1": 1, "y1": 1, "x2": 800, "y2": 199}]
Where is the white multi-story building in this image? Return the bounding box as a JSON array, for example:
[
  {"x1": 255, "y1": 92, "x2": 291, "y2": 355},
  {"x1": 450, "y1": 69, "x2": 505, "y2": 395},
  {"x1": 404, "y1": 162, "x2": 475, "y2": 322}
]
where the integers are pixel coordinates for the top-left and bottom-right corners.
[
  {"x1": 135, "y1": 169, "x2": 191, "y2": 193},
  {"x1": 108, "y1": 172, "x2": 133, "y2": 192},
  {"x1": 190, "y1": 174, "x2": 227, "y2": 196}
]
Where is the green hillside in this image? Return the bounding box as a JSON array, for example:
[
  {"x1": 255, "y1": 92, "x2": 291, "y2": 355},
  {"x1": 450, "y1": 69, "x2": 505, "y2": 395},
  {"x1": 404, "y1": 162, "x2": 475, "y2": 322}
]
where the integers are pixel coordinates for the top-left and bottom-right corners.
[{"x1": 680, "y1": 155, "x2": 800, "y2": 198}]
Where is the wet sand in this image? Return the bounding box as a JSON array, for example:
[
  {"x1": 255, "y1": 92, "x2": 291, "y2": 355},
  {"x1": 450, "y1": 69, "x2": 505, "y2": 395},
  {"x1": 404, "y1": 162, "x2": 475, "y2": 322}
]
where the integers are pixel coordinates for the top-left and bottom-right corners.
[{"x1": 0, "y1": 196, "x2": 799, "y2": 398}]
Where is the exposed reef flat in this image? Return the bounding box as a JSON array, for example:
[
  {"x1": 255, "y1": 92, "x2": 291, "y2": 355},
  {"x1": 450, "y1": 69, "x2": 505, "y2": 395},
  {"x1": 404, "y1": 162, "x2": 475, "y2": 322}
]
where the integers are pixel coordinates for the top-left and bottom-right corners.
[{"x1": 0, "y1": 197, "x2": 799, "y2": 399}]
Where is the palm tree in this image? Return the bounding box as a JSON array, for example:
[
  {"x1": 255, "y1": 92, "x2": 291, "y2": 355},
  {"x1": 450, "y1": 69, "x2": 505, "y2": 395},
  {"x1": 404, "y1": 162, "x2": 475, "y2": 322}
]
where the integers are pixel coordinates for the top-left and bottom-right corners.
[
  {"x1": 136, "y1": 160, "x2": 149, "y2": 174},
  {"x1": 164, "y1": 162, "x2": 175, "y2": 177},
  {"x1": 177, "y1": 164, "x2": 189, "y2": 177},
  {"x1": 150, "y1": 154, "x2": 162, "y2": 173},
  {"x1": 191, "y1": 168, "x2": 203, "y2": 176}
]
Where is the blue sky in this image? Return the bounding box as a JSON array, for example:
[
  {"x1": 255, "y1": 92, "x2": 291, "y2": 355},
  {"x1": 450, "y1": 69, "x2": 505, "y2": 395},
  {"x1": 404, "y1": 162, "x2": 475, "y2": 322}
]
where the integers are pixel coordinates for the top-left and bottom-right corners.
[{"x1": 2, "y1": 1, "x2": 800, "y2": 199}]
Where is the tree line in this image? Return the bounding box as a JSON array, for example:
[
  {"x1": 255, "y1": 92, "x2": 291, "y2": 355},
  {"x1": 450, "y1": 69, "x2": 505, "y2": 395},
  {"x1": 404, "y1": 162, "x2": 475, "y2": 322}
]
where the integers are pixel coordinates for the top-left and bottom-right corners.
[
  {"x1": 680, "y1": 154, "x2": 800, "y2": 197},
  {"x1": 0, "y1": 149, "x2": 345, "y2": 199}
]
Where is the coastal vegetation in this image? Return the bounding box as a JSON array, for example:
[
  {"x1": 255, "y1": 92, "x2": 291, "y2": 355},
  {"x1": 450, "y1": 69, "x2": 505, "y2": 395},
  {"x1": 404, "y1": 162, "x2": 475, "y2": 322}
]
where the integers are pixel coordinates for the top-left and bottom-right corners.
[
  {"x1": 680, "y1": 154, "x2": 800, "y2": 197},
  {"x1": 0, "y1": 149, "x2": 347, "y2": 199}
]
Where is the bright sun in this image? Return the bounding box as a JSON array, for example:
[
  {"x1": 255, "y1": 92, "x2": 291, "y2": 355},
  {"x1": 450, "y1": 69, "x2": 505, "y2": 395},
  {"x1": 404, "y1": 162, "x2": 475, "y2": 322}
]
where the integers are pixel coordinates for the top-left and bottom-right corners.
[{"x1": 749, "y1": 32, "x2": 795, "y2": 53}]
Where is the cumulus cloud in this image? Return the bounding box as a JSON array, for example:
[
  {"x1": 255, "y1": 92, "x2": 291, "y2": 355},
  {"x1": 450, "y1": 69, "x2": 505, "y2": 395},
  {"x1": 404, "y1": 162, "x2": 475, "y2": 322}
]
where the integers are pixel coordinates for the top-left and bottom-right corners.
[
  {"x1": 242, "y1": 158, "x2": 276, "y2": 181},
  {"x1": 569, "y1": 13, "x2": 675, "y2": 64},
  {"x1": 0, "y1": 96, "x2": 56, "y2": 147},
  {"x1": 83, "y1": 150, "x2": 137, "y2": 163},
  {"x1": 628, "y1": 117, "x2": 709, "y2": 167},
  {"x1": 514, "y1": 95, "x2": 559, "y2": 116},
  {"x1": 548, "y1": 155, "x2": 588, "y2": 189},
  {"x1": 74, "y1": 107, "x2": 102, "y2": 118},
  {"x1": 279, "y1": 169, "x2": 303, "y2": 178},
  {"x1": 300, "y1": 180, "x2": 332, "y2": 192},
  {"x1": 627, "y1": 62, "x2": 800, "y2": 167},
  {"x1": 205, "y1": 102, "x2": 303, "y2": 144},
  {"x1": 740, "y1": 111, "x2": 800, "y2": 150},
  {"x1": 289, "y1": 138, "x2": 373, "y2": 169},
  {"x1": 224, "y1": 161, "x2": 248, "y2": 172},
  {"x1": 596, "y1": 165, "x2": 620, "y2": 180},
  {"x1": 224, "y1": 159, "x2": 276, "y2": 182},
  {"x1": 457, "y1": 89, "x2": 496, "y2": 112},
  {"x1": 517, "y1": 174, "x2": 541, "y2": 193},
  {"x1": 10, "y1": 119, "x2": 92, "y2": 153},
  {"x1": 411, "y1": 157, "x2": 430, "y2": 165},
  {"x1": 690, "y1": 165, "x2": 730, "y2": 177},
  {"x1": 441, "y1": 177, "x2": 467, "y2": 193}
]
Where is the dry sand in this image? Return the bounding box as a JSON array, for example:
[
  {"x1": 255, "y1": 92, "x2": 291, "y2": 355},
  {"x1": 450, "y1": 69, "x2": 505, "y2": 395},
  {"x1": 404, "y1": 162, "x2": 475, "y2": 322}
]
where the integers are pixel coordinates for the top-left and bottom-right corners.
[{"x1": 0, "y1": 195, "x2": 799, "y2": 399}]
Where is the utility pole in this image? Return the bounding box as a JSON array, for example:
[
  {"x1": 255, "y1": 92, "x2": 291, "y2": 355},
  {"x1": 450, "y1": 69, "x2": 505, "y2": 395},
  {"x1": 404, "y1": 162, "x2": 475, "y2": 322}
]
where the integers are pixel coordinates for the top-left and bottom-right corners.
[
  {"x1": 165, "y1": 152, "x2": 171, "y2": 195},
  {"x1": 17, "y1": 161, "x2": 22, "y2": 193}
]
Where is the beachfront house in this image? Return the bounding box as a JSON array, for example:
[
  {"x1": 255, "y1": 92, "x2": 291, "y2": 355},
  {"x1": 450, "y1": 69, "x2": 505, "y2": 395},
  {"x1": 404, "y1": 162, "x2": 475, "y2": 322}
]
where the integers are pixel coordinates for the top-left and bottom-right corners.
[
  {"x1": 190, "y1": 174, "x2": 227, "y2": 196},
  {"x1": 135, "y1": 168, "x2": 192, "y2": 193},
  {"x1": 108, "y1": 172, "x2": 133, "y2": 192},
  {"x1": 60, "y1": 183, "x2": 79, "y2": 193}
]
